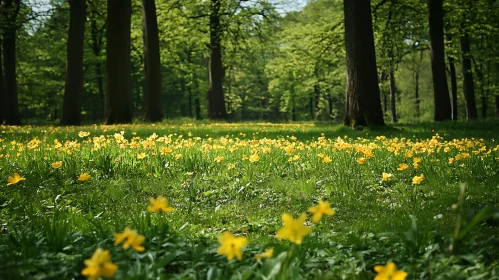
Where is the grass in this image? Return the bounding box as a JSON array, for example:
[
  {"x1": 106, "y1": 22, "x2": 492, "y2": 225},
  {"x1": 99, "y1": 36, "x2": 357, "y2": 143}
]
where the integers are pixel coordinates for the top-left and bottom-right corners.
[{"x1": 1, "y1": 120, "x2": 499, "y2": 279}]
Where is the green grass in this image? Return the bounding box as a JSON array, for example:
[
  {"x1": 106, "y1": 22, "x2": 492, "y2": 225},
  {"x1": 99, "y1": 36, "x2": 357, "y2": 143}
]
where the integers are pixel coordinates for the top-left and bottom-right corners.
[{"x1": 1, "y1": 120, "x2": 499, "y2": 279}]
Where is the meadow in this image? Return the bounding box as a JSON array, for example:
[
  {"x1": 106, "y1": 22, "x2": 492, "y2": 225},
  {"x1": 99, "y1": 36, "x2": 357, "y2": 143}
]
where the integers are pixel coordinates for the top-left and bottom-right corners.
[{"x1": 1, "y1": 121, "x2": 499, "y2": 279}]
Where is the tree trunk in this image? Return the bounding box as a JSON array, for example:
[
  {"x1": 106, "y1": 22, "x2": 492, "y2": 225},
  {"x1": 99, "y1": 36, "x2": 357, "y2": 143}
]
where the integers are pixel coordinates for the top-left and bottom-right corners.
[
  {"x1": 195, "y1": 96, "x2": 201, "y2": 120},
  {"x1": 0, "y1": 37, "x2": 4, "y2": 123},
  {"x1": 415, "y1": 70, "x2": 420, "y2": 119},
  {"x1": 389, "y1": 70, "x2": 397, "y2": 123},
  {"x1": 495, "y1": 95, "x2": 499, "y2": 118},
  {"x1": 343, "y1": 0, "x2": 384, "y2": 127},
  {"x1": 207, "y1": 0, "x2": 227, "y2": 120},
  {"x1": 460, "y1": 33, "x2": 478, "y2": 120},
  {"x1": 428, "y1": 0, "x2": 452, "y2": 121},
  {"x1": 89, "y1": 2, "x2": 105, "y2": 121},
  {"x1": 142, "y1": 0, "x2": 162, "y2": 122},
  {"x1": 448, "y1": 55, "x2": 458, "y2": 120},
  {"x1": 105, "y1": 0, "x2": 133, "y2": 124},
  {"x1": 328, "y1": 93, "x2": 334, "y2": 120},
  {"x1": 2, "y1": 0, "x2": 21, "y2": 125},
  {"x1": 61, "y1": 0, "x2": 86, "y2": 125},
  {"x1": 313, "y1": 65, "x2": 320, "y2": 120}
]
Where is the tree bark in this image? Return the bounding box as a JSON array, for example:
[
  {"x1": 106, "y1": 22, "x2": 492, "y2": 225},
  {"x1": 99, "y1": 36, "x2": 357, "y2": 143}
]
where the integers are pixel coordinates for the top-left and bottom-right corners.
[
  {"x1": 428, "y1": 0, "x2": 452, "y2": 121},
  {"x1": 207, "y1": 0, "x2": 227, "y2": 120},
  {"x1": 2, "y1": 0, "x2": 21, "y2": 125},
  {"x1": 343, "y1": 0, "x2": 384, "y2": 127},
  {"x1": 89, "y1": 1, "x2": 105, "y2": 121},
  {"x1": 460, "y1": 33, "x2": 478, "y2": 119},
  {"x1": 61, "y1": 0, "x2": 86, "y2": 125},
  {"x1": 448, "y1": 55, "x2": 458, "y2": 120},
  {"x1": 389, "y1": 70, "x2": 397, "y2": 123},
  {"x1": 142, "y1": 0, "x2": 163, "y2": 122},
  {"x1": 0, "y1": 37, "x2": 4, "y2": 123},
  {"x1": 105, "y1": 0, "x2": 133, "y2": 124}
]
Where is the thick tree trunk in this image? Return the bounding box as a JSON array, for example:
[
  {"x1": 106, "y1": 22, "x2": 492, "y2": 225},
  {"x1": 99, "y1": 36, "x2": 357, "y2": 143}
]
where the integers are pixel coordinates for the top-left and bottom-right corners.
[
  {"x1": 428, "y1": 0, "x2": 452, "y2": 121},
  {"x1": 448, "y1": 56, "x2": 458, "y2": 120},
  {"x1": 61, "y1": 0, "x2": 86, "y2": 125},
  {"x1": 142, "y1": 0, "x2": 162, "y2": 122},
  {"x1": 2, "y1": 0, "x2": 21, "y2": 125},
  {"x1": 0, "y1": 38, "x2": 4, "y2": 123},
  {"x1": 207, "y1": 0, "x2": 227, "y2": 120},
  {"x1": 343, "y1": 0, "x2": 384, "y2": 127},
  {"x1": 389, "y1": 70, "x2": 397, "y2": 123},
  {"x1": 105, "y1": 0, "x2": 133, "y2": 124},
  {"x1": 460, "y1": 33, "x2": 478, "y2": 120}
]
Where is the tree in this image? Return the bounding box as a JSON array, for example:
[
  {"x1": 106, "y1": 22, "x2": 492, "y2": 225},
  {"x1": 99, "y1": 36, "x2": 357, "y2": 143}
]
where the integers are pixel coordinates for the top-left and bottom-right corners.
[
  {"x1": 428, "y1": 0, "x2": 452, "y2": 121},
  {"x1": 460, "y1": 32, "x2": 478, "y2": 119},
  {"x1": 60, "y1": 0, "x2": 86, "y2": 125},
  {"x1": 105, "y1": 0, "x2": 132, "y2": 124},
  {"x1": 2, "y1": 0, "x2": 21, "y2": 125},
  {"x1": 142, "y1": 0, "x2": 162, "y2": 122},
  {"x1": 343, "y1": 0, "x2": 384, "y2": 126}
]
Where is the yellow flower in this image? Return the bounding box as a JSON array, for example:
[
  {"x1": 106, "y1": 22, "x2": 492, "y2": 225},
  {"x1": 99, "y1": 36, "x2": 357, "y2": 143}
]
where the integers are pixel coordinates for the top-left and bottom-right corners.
[
  {"x1": 174, "y1": 154, "x2": 183, "y2": 160},
  {"x1": 382, "y1": 172, "x2": 393, "y2": 182},
  {"x1": 137, "y1": 153, "x2": 148, "y2": 159},
  {"x1": 217, "y1": 232, "x2": 248, "y2": 261},
  {"x1": 160, "y1": 147, "x2": 173, "y2": 155},
  {"x1": 78, "y1": 173, "x2": 91, "y2": 182},
  {"x1": 7, "y1": 173, "x2": 26, "y2": 186},
  {"x1": 51, "y1": 161, "x2": 63, "y2": 169},
  {"x1": 185, "y1": 172, "x2": 194, "y2": 176},
  {"x1": 323, "y1": 156, "x2": 332, "y2": 163},
  {"x1": 81, "y1": 248, "x2": 118, "y2": 280},
  {"x1": 148, "y1": 196, "x2": 174, "y2": 213},
  {"x1": 374, "y1": 262, "x2": 407, "y2": 280},
  {"x1": 255, "y1": 248, "x2": 274, "y2": 261},
  {"x1": 308, "y1": 201, "x2": 335, "y2": 223},
  {"x1": 276, "y1": 213, "x2": 312, "y2": 244},
  {"x1": 449, "y1": 158, "x2": 455, "y2": 164},
  {"x1": 114, "y1": 227, "x2": 145, "y2": 252},
  {"x1": 413, "y1": 162, "x2": 419, "y2": 169},
  {"x1": 78, "y1": 131, "x2": 90, "y2": 138},
  {"x1": 397, "y1": 163, "x2": 409, "y2": 171},
  {"x1": 249, "y1": 154, "x2": 260, "y2": 163},
  {"x1": 227, "y1": 163, "x2": 235, "y2": 170},
  {"x1": 215, "y1": 156, "x2": 224, "y2": 163},
  {"x1": 413, "y1": 157, "x2": 422, "y2": 163},
  {"x1": 357, "y1": 157, "x2": 367, "y2": 164},
  {"x1": 412, "y1": 174, "x2": 424, "y2": 185}
]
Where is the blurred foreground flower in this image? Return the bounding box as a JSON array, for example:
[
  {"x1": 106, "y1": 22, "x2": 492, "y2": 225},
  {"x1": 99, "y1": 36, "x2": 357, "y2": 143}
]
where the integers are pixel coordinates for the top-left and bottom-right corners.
[
  {"x1": 308, "y1": 201, "x2": 335, "y2": 223},
  {"x1": 277, "y1": 213, "x2": 311, "y2": 244},
  {"x1": 374, "y1": 262, "x2": 407, "y2": 280},
  {"x1": 148, "y1": 195, "x2": 174, "y2": 213},
  {"x1": 81, "y1": 248, "x2": 117, "y2": 280},
  {"x1": 114, "y1": 227, "x2": 145, "y2": 252},
  {"x1": 7, "y1": 173, "x2": 26, "y2": 186},
  {"x1": 78, "y1": 173, "x2": 91, "y2": 182},
  {"x1": 217, "y1": 232, "x2": 248, "y2": 261}
]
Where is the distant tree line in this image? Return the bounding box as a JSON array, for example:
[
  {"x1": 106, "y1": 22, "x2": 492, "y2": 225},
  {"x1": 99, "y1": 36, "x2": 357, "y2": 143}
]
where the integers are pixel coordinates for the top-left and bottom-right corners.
[{"x1": 0, "y1": 0, "x2": 498, "y2": 126}]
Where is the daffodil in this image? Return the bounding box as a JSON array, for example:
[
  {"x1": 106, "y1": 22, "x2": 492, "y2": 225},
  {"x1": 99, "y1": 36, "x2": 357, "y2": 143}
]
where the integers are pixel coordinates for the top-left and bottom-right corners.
[
  {"x1": 374, "y1": 262, "x2": 407, "y2": 280},
  {"x1": 323, "y1": 156, "x2": 332, "y2": 163},
  {"x1": 7, "y1": 173, "x2": 26, "y2": 186},
  {"x1": 276, "y1": 213, "x2": 312, "y2": 244},
  {"x1": 51, "y1": 161, "x2": 63, "y2": 169},
  {"x1": 137, "y1": 153, "x2": 148, "y2": 159},
  {"x1": 148, "y1": 195, "x2": 174, "y2": 213},
  {"x1": 114, "y1": 227, "x2": 145, "y2": 252},
  {"x1": 227, "y1": 163, "x2": 235, "y2": 170},
  {"x1": 308, "y1": 201, "x2": 335, "y2": 223},
  {"x1": 215, "y1": 156, "x2": 224, "y2": 163},
  {"x1": 217, "y1": 232, "x2": 248, "y2": 261},
  {"x1": 412, "y1": 174, "x2": 424, "y2": 185},
  {"x1": 357, "y1": 157, "x2": 367, "y2": 164},
  {"x1": 255, "y1": 248, "x2": 274, "y2": 260},
  {"x1": 81, "y1": 248, "x2": 118, "y2": 280},
  {"x1": 78, "y1": 173, "x2": 91, "y2": 182},
  {"x1": 382, "y1": 172, "x2": 393, "y2": 182},
  {"x1": 249, "y1": 154, "x2": 260, "y2": 163},
  {"x1": 397, "y1": 163, "x2": 409, "y2": 170}
]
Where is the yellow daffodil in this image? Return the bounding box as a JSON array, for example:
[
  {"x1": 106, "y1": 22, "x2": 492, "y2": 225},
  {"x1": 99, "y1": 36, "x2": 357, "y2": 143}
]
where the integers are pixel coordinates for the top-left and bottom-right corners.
[
  {"x1": 160, "y1": 147, "x2": 173, "y2": 155},
  {"x1": 215, "y1": 156, "x2": 224, "y2": 163},
  {"x1": 397, "y1": 163, "x2": 409, "y2": 170},
  {"x1": 137, "y1": 153, "x2": 148, "y2": 159},
  {"x1": 114, "y1": 227, "x2": 145, "y2": 252},
  {"x1": 7, "y1": 173, "x2": 26, "y2": 186},
  {"x1": 255, "y1": 248, "x2": 274, "y2": 260},
  {"x1": 78, "y1": 131, "x2": 90, "y2": 138},
  {"x1": 323, "y1": 156, "x2": 332, "y2": 163},
  {"x1": 374, "y1": 262, "x2": 407, "y2": 280},
  {"x1": 148, "y1": 195, "x2": 174, "y2": 213},
  {"x1": 51, "y1": 161, "x2": 63, "y2": 169},
  {"x1": 217, "y1": 232, "x2": 248, "y2": 261},
  {"x1": 78, "y1": 173, "x2": 91, "y2": 182},
  {"x1": 174, "y1": 154, "x2": 183, "y2": 160},
  {"x1": 412, "y1": 174, "x2": 424, "y2": 185},
  {"x1": 227, "y1": 163, "x2": 235, "y2": 170},
  {"x1": 308, "y1": 201, "x2": 335, "y2": 223},
  {"x1": 357, "y1": 157, "x2": 367, "y2": 164},
  {"x1": 276, "y1": 213, "x2": 312, "y2": 244},
  {"x1": 81, "y1": 248, "x2": 118, "y2": 280},
  {"x1": 249, "y1": 154, "x2": 260, "y2": 163},
  {"x1": 382, "y1": 172, "x2": 393, "y2": 182}
]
